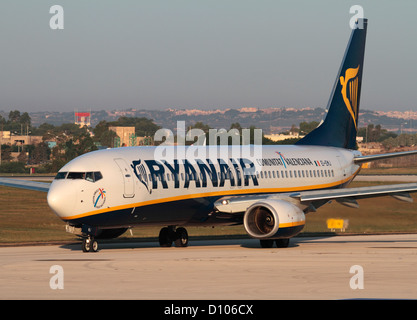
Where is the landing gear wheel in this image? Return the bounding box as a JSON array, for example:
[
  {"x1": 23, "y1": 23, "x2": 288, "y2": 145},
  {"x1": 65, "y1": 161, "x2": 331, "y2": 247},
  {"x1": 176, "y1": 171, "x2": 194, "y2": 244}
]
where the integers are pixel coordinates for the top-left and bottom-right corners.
[
  {"x1": 82, "y1": 236, "x2": 98, "y2": 252},
  {"x1": 275, "y1": 238, "x2": 290, "y2": 248},
  {"x1": 91, "y1": 239, "x2": 99, "y2": 252},
  {"x1": 259, "y1": 239, "x2": 290, "y2": 248},
  {"x1": 174, "y1": 227, "x2": 189, "y2": 247},
  {"x1": 260, "y1": 239, "x2": 274, "y2": 248},
  {"x1": 82, "y1": 238, "x2": 91, "y2": 252},
  {"x1": 159, "y1": 227, "x2": 173, "y2": 247}
]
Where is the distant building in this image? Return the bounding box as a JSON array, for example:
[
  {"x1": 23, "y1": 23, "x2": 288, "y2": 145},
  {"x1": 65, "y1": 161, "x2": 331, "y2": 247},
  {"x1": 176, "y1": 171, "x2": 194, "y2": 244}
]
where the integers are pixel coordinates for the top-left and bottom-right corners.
[
  {"x1": 46, "y1": 141, "x2": 57, "y2": 149},
  {"x1": 74, "y1": 111, "x2": 91, "y2": 127},
  {"x1": 0, "y1": 131, "x2": 43, "y2": 145},
  {"x1": 109, "y1": 126, "x2": 136, "y2": 147},
  {"x1": 264, "y1": 133, "x2": 304, "y2": 142}
]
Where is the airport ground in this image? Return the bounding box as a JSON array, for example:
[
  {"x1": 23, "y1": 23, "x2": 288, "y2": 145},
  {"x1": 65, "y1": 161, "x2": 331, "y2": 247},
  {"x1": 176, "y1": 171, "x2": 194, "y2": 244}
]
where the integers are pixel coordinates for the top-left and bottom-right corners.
[
  {"x1": 1, "y1": 234, "x2": 417, "y2": 300},
  {"x1": 0, "y1": 173, "x2": 417, "y2": 300}
]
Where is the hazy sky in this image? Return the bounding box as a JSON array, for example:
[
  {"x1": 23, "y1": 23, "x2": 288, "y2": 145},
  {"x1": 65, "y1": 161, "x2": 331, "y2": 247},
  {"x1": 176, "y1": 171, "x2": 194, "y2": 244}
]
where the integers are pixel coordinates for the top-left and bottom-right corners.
[{"x1": 1, "y1": 0, "x2": 416, "y2": 113}]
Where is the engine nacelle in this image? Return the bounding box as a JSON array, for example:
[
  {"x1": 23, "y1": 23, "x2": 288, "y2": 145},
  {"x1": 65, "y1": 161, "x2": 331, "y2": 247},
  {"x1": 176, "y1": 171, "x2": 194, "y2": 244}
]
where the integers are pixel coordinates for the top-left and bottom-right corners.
[{"x1": 243, "y1": 199, "x2": 305, "y2": 239}]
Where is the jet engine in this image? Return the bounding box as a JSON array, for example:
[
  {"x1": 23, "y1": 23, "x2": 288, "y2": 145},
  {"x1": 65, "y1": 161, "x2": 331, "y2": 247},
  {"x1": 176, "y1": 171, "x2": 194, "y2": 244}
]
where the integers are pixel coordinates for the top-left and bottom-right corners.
[{"x1": 243, "y1": 199, "x2": 305, "y2": 239}]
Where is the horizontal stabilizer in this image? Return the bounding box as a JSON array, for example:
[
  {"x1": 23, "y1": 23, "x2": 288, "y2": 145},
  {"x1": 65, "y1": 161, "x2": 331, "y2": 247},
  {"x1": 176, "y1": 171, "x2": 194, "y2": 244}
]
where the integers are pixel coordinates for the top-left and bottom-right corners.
[{"x1": 354, "y1": 150, "x2": 417, "y2": 164}]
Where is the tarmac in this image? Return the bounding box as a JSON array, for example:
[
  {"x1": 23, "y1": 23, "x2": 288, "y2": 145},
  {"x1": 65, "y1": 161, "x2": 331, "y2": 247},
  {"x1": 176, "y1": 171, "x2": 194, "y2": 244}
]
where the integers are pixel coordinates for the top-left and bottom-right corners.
[{"x1": 1, "y1": 234, "x2": 417, "y2": 300}]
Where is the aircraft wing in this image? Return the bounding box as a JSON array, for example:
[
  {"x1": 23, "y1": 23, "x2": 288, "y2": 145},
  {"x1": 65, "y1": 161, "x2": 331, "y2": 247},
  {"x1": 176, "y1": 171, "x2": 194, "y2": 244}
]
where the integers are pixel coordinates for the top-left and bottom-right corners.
[
  {"x1": 0, "y1": 178, "x2": 50, "y2": 192},
  {"x1": 292, "y1": 183, "x2": 417, "y2": 203},
  {"x1": 214, "y1": 183, "x2": 417, "y2": 214}
]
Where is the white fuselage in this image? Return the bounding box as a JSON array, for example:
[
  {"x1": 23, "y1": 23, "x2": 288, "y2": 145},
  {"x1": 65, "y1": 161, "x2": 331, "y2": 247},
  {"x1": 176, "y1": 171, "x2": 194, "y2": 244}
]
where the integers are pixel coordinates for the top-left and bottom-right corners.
[{"x1": 47, "y1": 145, "x2": 361, "y2": 227}]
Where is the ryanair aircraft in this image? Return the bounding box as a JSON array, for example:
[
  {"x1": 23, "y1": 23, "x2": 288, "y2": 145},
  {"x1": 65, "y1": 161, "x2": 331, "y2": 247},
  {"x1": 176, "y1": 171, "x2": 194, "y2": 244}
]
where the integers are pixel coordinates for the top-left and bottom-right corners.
[{"x1": 2, "y1": 19, "x2": 417, "y2": 252}]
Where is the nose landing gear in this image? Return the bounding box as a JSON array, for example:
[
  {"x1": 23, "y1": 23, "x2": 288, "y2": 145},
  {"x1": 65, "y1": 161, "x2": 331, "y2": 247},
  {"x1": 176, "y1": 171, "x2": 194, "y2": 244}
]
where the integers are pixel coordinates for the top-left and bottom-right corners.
[
  {"x1": 81, "y1": 225, "x2": 100, "y2": 253},
  {"x1": 82, "y1": 235, "x2": 98, "y2": 252}
]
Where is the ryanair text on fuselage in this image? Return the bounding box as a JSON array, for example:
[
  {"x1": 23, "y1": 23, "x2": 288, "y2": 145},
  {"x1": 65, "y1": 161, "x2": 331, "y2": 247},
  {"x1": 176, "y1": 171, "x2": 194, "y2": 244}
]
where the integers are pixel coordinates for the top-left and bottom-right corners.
[{"x1": 131, "y1": 155, "x2": 332, "y2": 192}]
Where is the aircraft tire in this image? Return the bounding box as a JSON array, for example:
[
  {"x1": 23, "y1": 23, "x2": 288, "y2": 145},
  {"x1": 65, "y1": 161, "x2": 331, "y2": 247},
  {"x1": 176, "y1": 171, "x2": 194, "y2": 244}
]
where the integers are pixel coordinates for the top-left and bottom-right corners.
[
  {"x1": 259, "y1": 239, "x2": 274, "y2": 248},
  {"x1": 174, "y1": 227, "x2": 189, "y2": 247},
  {"x1": 82, "y1": 237, "x2": 91, "y2": 252},
  {"x1": 275, "y1": 238, "x2": 290, "y2": 248},
  {"x1": 159, "y1": 227, "x2": 173, "y2": 247},
  {"x1": 91, "y1": 239, "x2": 99, "y2": 252}
]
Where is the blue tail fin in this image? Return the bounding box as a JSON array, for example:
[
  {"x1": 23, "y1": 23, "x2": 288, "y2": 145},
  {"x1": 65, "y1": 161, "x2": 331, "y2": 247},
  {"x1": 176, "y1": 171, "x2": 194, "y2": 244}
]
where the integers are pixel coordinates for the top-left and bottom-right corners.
[{"x1": 296, "y1": 19, "x2": 367, "y2": 149}]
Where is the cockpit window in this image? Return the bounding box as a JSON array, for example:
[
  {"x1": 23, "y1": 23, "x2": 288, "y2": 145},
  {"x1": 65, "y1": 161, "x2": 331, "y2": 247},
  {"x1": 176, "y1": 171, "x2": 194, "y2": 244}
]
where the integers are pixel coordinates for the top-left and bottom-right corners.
[
  {"x1": 93, "y1": 171, "x2": 103, "y2": 182},
  {"x1": 55, "y1": 172, "x2": 68, "y2": 180},
  {"x1": 85, "y1": 171, "x2": 103, "y2": 182},
  {"x1": 85, "y1": 172, "x2": 94, "y2": 182},
  {"x1": 67, "y1": 172, "x2": 85, "y2": 180},
  {"x1": 56, "y1": 171, "x2": 103, "y2": 182}
]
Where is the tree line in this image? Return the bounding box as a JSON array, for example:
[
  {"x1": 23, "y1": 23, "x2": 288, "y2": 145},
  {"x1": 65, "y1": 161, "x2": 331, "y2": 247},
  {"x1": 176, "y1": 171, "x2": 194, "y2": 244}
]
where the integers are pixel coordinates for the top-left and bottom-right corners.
[
  {"x1": 0, "y1": 111, "x2": 161, "y2": 173},
  {"x1": 0, "y1": 110, "x2": 415, "y2": 173}
]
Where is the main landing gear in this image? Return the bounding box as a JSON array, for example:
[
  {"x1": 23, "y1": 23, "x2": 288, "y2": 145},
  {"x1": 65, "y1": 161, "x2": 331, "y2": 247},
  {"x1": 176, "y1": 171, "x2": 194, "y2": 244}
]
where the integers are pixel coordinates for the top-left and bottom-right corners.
[
  {"x1": 159, "y1": 226, "x2": 189, "y2": 247},
  {"x1": 259, "y1": 238, "x2": 290, "y2": 248}
]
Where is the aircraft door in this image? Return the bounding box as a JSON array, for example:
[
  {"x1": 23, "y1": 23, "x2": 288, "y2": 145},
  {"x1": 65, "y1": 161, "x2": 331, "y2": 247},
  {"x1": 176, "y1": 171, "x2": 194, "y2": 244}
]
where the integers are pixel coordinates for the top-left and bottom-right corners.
[
  {"x1": 336, "y1": 155, "x2": 347, "y2": 178},
  {"x1": 114, "y1": 158, "x2": 135, "y2": 198}
]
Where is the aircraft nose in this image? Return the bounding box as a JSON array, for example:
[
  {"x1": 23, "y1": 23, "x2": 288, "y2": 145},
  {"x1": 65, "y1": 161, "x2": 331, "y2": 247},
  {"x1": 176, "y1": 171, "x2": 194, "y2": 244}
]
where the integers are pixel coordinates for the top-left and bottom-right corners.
[{"x1": 47, "y1": 182, "x2": 76, "y2": 220}]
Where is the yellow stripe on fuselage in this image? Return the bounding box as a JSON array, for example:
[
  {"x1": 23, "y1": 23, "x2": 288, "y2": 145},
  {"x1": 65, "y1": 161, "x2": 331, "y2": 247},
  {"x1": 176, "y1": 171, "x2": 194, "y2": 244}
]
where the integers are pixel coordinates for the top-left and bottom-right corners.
[{"x1": 62, "y1": 168, "x2": 360, "y2": 221}]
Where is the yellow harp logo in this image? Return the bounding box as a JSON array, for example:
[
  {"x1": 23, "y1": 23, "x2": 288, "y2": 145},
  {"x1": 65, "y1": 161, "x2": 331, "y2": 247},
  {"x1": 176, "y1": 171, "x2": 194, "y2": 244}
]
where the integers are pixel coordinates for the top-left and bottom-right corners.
[{"x1": 340, "y1": 65, "x2": 360, "y2": 128}]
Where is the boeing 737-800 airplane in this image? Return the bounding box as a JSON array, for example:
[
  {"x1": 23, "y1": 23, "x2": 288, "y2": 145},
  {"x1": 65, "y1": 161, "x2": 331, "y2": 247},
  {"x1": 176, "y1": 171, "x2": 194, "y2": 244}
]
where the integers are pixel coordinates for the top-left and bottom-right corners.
[{"x1": 1, "y1": 19, "x2": 417, "y2": 252}]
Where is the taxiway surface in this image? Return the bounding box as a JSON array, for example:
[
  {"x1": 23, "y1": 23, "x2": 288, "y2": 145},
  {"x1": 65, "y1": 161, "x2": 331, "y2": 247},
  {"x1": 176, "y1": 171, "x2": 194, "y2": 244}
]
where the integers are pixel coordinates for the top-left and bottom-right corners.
[{"x1": 1, "y1": 234, "x2": 417, "y2": 300}]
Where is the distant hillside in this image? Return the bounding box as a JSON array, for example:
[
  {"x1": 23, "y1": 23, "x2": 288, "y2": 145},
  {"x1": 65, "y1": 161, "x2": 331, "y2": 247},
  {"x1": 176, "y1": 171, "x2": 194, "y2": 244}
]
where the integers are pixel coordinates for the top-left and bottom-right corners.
[{"x1": 5, "y1": 107, "x2": 416, "y2": 134}]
